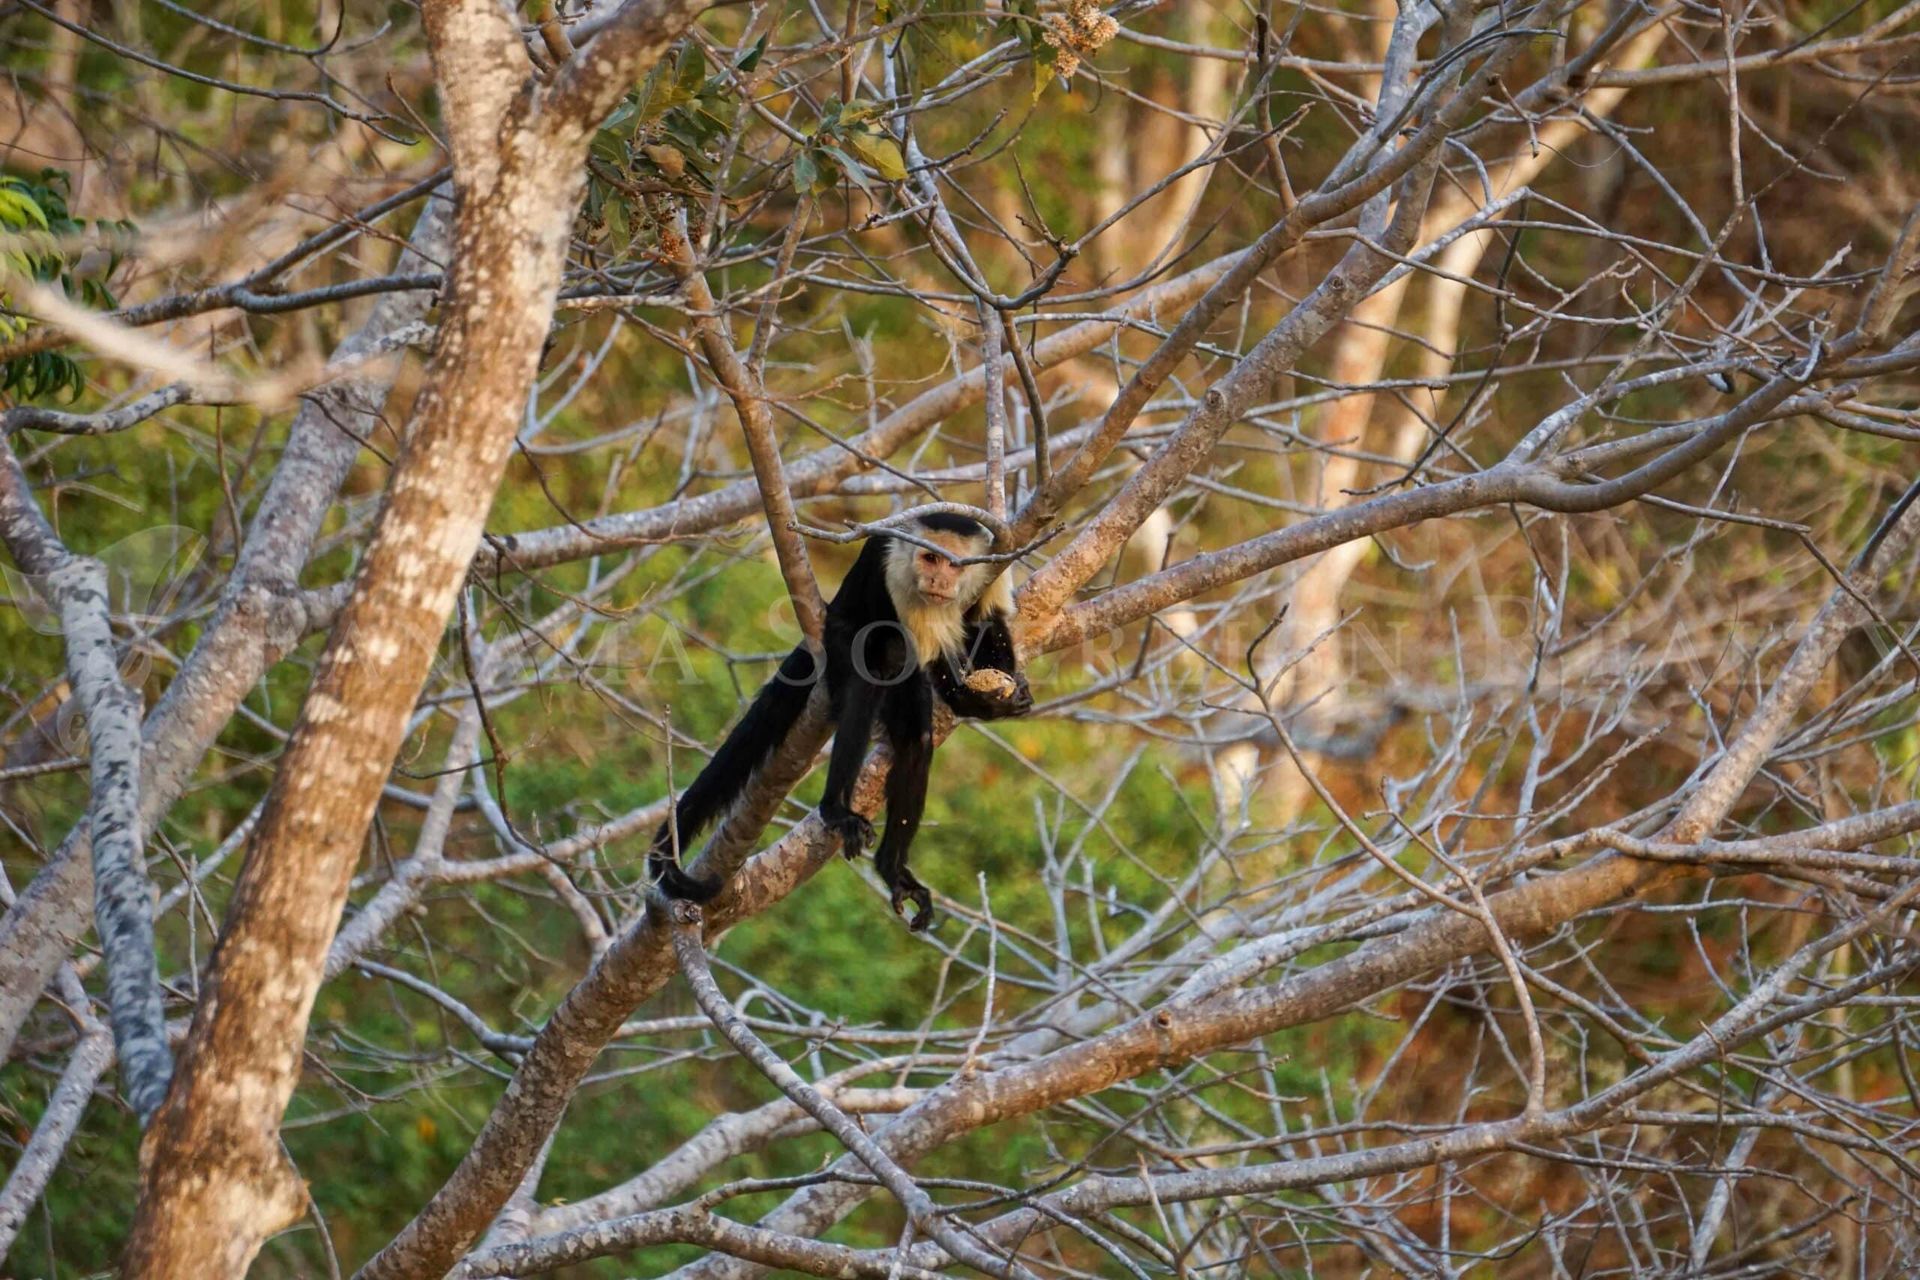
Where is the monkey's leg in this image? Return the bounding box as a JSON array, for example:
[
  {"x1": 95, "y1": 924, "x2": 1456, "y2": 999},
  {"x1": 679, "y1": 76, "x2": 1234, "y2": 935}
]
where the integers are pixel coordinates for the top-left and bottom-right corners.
[{"x1": 874, "y1": 680, "x2": 936, "y2": 931}]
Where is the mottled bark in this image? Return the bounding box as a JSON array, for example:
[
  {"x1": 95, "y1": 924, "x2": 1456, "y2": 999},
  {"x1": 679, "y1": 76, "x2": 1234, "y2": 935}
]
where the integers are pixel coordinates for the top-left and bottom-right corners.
[
  {"x1": 123, "y1": 2, "x2": 707, "y2": 1275},
  {"x1": 45, "y1": 556, "x2": 163, "y2": 1115},
  {"x1": 126, "y1": 185, "x2": 582, "y2": 1275}
]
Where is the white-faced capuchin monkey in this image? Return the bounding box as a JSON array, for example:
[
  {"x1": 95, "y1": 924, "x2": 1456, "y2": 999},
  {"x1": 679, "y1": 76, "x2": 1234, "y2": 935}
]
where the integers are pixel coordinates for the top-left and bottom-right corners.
[{"x1": 650, "y1": 510, "x2": 1032, "y2": 930}]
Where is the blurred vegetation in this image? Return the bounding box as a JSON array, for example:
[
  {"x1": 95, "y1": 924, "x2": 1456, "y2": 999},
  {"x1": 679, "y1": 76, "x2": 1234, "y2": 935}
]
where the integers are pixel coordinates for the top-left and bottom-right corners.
[{"x1": 1, "y1": 0, "x2": 1918, "y2": 1274}]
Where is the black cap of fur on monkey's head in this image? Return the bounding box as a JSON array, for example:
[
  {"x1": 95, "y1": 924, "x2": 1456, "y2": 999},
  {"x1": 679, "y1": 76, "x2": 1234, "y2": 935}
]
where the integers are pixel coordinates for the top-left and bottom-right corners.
[{"x1": 913, "y1": 510, "x2": 992, "y2": 540}]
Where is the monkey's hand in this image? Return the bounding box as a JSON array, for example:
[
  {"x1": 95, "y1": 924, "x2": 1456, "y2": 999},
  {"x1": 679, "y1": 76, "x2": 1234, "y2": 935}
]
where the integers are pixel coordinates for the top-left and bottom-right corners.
[
  {"x1": 890, "y1": 873, "x2": 935, "y2": 933},
  {"x1": 820, "y1": 803, "x2": 875, "y2": 859},
  {"x1": 960, "y1": 668, "x2": 1034, "y2": 719},
  {"x1": 1001, "y1": 671, "x2": 1034, "y2": 716}
]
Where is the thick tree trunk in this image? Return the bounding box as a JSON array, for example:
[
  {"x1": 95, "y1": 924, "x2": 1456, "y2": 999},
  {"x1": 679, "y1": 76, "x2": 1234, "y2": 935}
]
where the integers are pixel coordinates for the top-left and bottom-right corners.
[
  {"x1": 121, "y1": 0, "x2": 710, "y2": 1258},
  {"x1": 122, "y1": 117, "x2": 583, "y2": 1280}
]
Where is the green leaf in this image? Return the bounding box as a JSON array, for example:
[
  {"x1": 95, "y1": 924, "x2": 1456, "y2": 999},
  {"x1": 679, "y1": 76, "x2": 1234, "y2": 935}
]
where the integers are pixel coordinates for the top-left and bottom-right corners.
[
  {"x1": 824, "y1": 146, "x2": 872, "y2": 195},
  {"x1": 918, "y1": 0, "x2": 981, "y2": 63},
  {"x1": 604, "y1": 196, "x2": 630, "y2": 251},
  {"x1": 590, "y1": 127, "x2": 629, "y2": 167},
  {"x1": 600, "y1": 98, "x2": 637, "y2": 135},
  {"x1": 844, "y1": 130, "x2": 907, "y2": 182},
  {"x1": 1032, "y1": 52, "x2": 1053, "y2": 104},
  {"x1": 792, "y1": 148, "x2": 819, "y2": 194},
  {"x1": 675, "y1": 44, "x2": 708, "y2": 97},
  {"x1": 636, "y1": 63, "x2": 690, "y2": 123},
  {"x1": 0, "y1": 186, "x2": 50, "y2": 232},
  {"x1": 0, "y1": 167, "x2": 131, "y2": 402},
  {"x1": 736, "y1": 33, "x2": 767, "y2": 74}
]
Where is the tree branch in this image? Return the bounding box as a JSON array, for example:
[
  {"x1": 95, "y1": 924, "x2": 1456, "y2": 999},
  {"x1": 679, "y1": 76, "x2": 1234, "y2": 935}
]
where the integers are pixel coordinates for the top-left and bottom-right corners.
[{"x1": 0, "y1": 446, "x2": 169, "y2": 1121}]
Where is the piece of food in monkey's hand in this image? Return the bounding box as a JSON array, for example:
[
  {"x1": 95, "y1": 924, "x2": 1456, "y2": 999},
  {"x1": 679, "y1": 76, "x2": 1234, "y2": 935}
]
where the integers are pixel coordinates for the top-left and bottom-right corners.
[{"x1": 964, "y1": 669, "x2": 1020, "y2": 698}]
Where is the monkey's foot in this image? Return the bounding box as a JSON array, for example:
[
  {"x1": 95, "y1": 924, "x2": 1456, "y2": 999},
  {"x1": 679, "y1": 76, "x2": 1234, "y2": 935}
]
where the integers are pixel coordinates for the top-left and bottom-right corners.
[
  {"x1": 891, "y1": 878, "x2": 934, "y2": 932},
  {"x1": 821, "y1": 806, "x2": 875, "y2": 857}
]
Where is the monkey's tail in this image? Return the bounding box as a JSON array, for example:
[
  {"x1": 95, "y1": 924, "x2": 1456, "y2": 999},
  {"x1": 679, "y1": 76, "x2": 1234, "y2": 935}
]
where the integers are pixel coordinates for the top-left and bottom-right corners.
[{"x1": 649, "y1": 643, "x2": 818, "y2": 901}]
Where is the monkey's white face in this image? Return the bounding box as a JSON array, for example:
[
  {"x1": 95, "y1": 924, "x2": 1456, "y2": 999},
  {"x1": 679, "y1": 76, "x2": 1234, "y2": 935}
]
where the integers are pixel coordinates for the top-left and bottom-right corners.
[
  {"x1": 890, "y1": 528, "x2": 992, "y2": 608},
  {"x1": 909, "y1": 537, "x2": 974, "y2": 603},
  {"x1": 883, "y1": 525, "x2": 997, "y2": 662}
]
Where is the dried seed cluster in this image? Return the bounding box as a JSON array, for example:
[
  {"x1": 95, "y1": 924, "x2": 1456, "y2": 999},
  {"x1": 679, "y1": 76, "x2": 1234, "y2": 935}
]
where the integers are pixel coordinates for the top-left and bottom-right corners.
[{"x1": 1043, "y1": 0, "x2": 1118, "y2": 80}]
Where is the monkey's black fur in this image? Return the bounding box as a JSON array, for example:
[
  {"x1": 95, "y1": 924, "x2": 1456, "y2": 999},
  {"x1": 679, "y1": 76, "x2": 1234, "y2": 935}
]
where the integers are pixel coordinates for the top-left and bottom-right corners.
[{"x1": 650, "y1": 516, "x2": 1030, "y2": 930}]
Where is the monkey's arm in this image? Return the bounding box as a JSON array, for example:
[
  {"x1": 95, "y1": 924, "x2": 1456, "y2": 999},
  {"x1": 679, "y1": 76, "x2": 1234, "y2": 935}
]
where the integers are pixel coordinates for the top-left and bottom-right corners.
[
  {"x1": 873, "y1": 679, "x2": 937, "y2": 930},
  {"x1": 818, "y1": 669, "x2": 881, "y2": 855},
  {"x1": 932, "y1": 614, "x2": 1032, "y2": 720}
]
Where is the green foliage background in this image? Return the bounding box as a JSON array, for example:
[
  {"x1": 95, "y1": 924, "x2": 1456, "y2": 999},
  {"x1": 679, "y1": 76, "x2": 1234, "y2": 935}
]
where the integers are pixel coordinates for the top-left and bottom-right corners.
[{"x1": 0, "y1": 0, "x2": 1916, "y2": 1274}]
